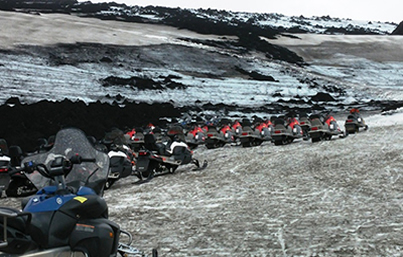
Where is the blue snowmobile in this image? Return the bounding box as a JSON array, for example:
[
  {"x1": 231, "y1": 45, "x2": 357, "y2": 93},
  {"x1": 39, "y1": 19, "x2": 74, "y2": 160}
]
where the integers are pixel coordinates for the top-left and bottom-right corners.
[{"x1": 0, "y1": 128, "x2": 156, "y2": 257}]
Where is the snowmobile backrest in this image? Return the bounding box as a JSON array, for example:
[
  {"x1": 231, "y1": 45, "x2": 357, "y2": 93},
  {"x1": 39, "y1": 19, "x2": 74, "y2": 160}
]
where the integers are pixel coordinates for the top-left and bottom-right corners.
[
  {"x1": 347, "y1": 114, "x2": 358, "y2": 120},
  {"x1": 309, "y1": 114, "x2": 323, "y2": 121},
  {"x1": 242, "y1": 126, "x2": 254, "y2": 132},
  {"x1": 172, "y1": 145, "x2": 192, "y2": 164},
  {"x1": 8, "y1": 146, "x2": 23, "y2": 167},
  {"x1": 207, "y1": 126, "x2": 218, "y2": 133},
  {"x1": 274, "y1": 119, "x2": 286, "y2": 126},
  {"x1": 310, "y1": 118, "x2": 324, "y2": 127},
  {"x1": 144, "y1": 134, "x2": 160, "y2": 152}
]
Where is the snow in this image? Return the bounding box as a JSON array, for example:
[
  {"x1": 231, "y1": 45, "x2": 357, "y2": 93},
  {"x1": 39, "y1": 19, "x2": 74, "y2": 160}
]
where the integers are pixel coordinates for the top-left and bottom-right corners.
[{"x1": 98, "y1": 113, "x2": 403, "y2": 256}]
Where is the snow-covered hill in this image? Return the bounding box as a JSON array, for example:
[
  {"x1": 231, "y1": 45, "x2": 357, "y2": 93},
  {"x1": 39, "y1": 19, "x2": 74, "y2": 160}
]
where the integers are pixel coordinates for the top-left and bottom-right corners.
[{"x1": 94, "y1": 4, "x2": 397, "y2": 35}]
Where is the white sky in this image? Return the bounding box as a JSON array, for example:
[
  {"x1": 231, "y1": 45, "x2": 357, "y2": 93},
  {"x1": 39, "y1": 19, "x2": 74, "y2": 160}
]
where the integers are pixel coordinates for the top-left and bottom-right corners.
[{"x1": 87, "y1": 0, "x2": 402, "y2": 23}]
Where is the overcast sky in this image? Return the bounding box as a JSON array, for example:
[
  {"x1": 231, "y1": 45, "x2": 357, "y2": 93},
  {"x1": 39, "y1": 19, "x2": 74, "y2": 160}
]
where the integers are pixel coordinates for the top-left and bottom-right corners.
[{"x1": 87, "y1": 0, "x2": 402, "y2": 23}]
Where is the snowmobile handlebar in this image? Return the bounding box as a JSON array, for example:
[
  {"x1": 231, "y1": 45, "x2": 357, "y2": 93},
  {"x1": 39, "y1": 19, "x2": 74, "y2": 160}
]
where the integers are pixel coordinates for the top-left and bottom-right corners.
[
  {"x1": 8, "y1": 155, "x2": 96, "y2": 177},
  {"x1": 69, "y1": 154, "x2": 96, "y2": 164}
]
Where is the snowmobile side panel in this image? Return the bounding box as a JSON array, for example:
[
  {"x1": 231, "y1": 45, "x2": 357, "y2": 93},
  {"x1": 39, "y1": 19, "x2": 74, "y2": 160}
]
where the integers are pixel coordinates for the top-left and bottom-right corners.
[{"x1": 69, "y1": 219, "x2": 120, "y2": 257}]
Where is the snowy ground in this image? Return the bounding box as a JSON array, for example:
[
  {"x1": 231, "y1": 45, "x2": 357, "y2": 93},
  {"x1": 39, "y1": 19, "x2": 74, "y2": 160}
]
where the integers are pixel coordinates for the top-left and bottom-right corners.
[
  {"x1": 2, "y1": 111, "x2": 403, "y2": 256},
  {"x1": 96, "y1": 111, "x2": 403, "y2": 256}
]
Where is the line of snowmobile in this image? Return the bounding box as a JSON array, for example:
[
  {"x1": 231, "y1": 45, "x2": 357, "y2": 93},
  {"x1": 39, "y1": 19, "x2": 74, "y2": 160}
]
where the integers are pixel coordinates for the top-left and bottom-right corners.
[
  {"x1": 180, "y1": 109, "x2": 368, "y2": 148},
  {"x1": 0, "y1": 110, "x2": 368, "y2": 198}
]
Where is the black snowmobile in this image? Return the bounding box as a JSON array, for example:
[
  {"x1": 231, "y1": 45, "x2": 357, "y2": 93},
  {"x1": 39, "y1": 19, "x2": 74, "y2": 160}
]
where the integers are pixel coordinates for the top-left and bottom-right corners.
[
  {"x1": 0, "y1": 128, "x2": 156, "y2": 257},
  {"x1": 271, "y1": 117, "x2": 303, "y2": 145},
  {"x1": 105, "y1": 144, "x2": 135, "y2": 189},
  {"x1": 135, "y1": 130, "x2": 207, "y2": 183},
  {"x1": 239, "y1": 119, "x2": 272, "y2": 147},
  {"x1": 344, "y1": 109, "x2": 368, "y2": 134},
  {"x1": 0, "y1": 140, "x2": 37, "y2": 198},
  {"x1": 308, "y1": 114, "x2": 345, "y2": 142},
  {"x1": 205, "y1": 125, "x2": 235, "y2": 149},
  {"x1": 184, "y1": 125, "x2": 206, "y2": 150},
  {"x1": 239, "y1": 125, "x2": 265, "y2": 147}
]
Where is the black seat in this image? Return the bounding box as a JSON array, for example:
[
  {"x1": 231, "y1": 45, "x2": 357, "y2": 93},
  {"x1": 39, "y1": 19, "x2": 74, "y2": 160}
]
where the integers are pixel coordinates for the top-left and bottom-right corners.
[
  {"x1": 0, "y1": 207, "x2": 30, "y2": 233},
  {"x1": 8, "y1": 145, "x2": 23, "y2": 167},
  {"x1": 144, "y1": 134, "x2": 166, "y2": 154}
]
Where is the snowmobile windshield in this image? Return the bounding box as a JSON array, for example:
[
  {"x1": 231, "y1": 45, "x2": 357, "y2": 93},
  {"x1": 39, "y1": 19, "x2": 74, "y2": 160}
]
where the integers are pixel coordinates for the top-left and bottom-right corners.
[{"x1": 23, "y1": 128, "x2": 109, "y2": 193}]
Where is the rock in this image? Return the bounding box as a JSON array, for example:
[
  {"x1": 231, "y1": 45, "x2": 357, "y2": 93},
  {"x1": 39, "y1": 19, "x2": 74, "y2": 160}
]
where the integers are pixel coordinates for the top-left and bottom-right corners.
[
  {"x1": 391, "y1": 21, "x2": 403, "y2": 35},
  {"x1": 310, "y1": 92, "x2": 336, "y2": 102}
]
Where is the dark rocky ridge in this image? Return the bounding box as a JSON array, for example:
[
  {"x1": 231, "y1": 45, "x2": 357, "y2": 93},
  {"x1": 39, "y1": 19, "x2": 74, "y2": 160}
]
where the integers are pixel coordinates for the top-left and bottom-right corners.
[
  {"x1": 391, "y1": 21, "x2": 403, "y2": 35},
  {"x1": 0, "y1": 98, "x2": 182, "y2": 152}
]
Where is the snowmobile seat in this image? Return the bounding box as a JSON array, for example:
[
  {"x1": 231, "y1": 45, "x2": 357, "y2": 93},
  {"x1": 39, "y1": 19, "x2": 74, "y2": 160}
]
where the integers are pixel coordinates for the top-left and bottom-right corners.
[
  {"x1": 0, "y1": 207, "x2": 31, "y2": 234},
  {"x1": 274, "y1": 118, "x2": 286, "y2": 126},
  {"x1": 172, "y1": 146, "x2": 192, "y2": 164},
  {"x1": 8, "y1": 145, "x2": 23, "y2": 167},
  {"x1": 347, "y1": 114, "x2": 360, "y2": 120},
  {"x1": 144, "y1": 134, "x2": 166, "y2": 155},
  {"x1": 0, "y1": 207, "x2": 35, "y2": 254},
  {"x1": 310, "y1": 118, "x2": 325, "y2": 129},
  {"x1": 242, "y1": 126, "x2": 254, "y2": 133}
]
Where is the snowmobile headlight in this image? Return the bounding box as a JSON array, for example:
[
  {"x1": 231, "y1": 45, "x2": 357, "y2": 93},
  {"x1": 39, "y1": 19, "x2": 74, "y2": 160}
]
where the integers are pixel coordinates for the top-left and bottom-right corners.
[
  {"x1": 358, "y1": 118, "x2": 362, "y2": 122},
  {"x1": 330, "y1": 124, "x2": 334, "y2": 130}
]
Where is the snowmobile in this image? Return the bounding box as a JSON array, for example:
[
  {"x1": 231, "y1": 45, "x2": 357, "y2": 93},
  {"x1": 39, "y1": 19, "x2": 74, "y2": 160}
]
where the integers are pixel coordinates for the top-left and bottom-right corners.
[
  {"x1": 205, "y1": 125, "x2": 234, "y2": 149},
  {"x1": 0, "y1": 141, "x2": 37, "y2": 198},
  {"x1": 105, "y1": 144, "x2": 135, "y2": 189},
  {"x1": 308, "y1": 114, "x2": 344, "y2": 142},
  {"x1": 0, "y1": 128, "x2": 155, "y2": 257},
  {"x1": 130, "y1": 130, "x2": 145, "y2": 152},
  {"x1": 134, "y1": 132, "x2": 207, "y2": 183},
  {"x1": 185, "y1": 125, "x2": 206, "y2": 149},
  {"x1": 239, "y1": 121, "x2": 272, "y2": 147},
  {"x1": 344, "y1": 109, "x2": 368, "y2": 134},
  {"x1": 271, "y1": 117, "x2": 303, "y2": 145}
]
